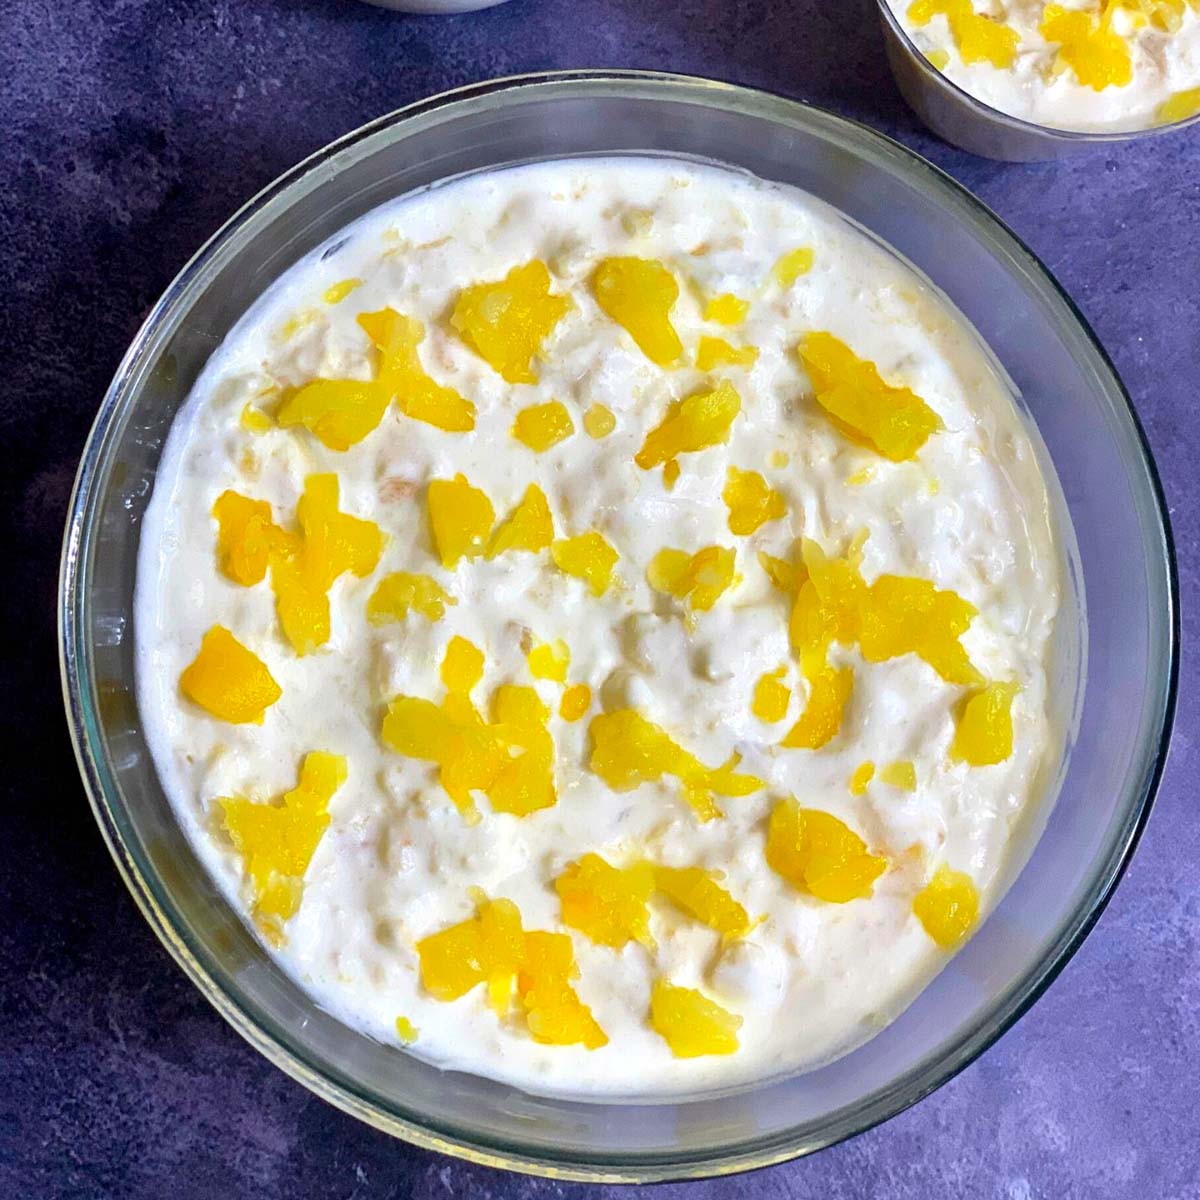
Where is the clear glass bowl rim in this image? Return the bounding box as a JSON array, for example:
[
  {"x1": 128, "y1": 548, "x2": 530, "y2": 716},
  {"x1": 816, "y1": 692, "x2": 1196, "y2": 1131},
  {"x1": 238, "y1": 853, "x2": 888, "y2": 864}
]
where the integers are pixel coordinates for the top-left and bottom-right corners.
[
  {"x1": 874, "y1": 0, "x2": 1200, "y2": 143},
  {"x1": 58, "y1": 70, "x2": 1180, "y2": 1182}
]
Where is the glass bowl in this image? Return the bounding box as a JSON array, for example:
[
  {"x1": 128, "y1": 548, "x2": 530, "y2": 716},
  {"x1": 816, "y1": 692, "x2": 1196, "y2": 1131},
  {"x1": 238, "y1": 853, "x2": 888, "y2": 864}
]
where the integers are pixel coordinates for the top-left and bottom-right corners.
[
  {"x1": 59, "y1": 70, "x2": 1177, "y2": 1181},
  {"x1": 875, "y1": 1, "x2": 1200, "y2": 160}
]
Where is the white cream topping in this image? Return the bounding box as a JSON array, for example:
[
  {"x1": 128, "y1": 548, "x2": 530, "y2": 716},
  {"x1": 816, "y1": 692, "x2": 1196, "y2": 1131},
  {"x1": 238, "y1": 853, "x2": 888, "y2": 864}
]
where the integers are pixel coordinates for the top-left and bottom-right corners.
[{"x1": 136, "y1": 158, "x2": 1063, "y2": 1097}]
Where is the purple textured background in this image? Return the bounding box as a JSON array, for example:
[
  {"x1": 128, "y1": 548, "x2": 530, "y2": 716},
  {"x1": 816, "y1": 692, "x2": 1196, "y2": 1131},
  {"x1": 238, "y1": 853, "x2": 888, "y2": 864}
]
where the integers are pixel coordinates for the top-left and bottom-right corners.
[{"x1": 1, "y1": 0, "x2": 1196, "y2": 1195}]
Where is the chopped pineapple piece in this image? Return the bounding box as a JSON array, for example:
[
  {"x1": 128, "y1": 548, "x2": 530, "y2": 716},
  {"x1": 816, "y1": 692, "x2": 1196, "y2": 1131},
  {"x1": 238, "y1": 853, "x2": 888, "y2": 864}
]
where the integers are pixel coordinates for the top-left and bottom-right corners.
[
  {"x1": 696, "y1": 335, "x2": 759, "y2": 370},
  {"x1": 583, "y1": 403, "x2": 617, "y2": 439},
  {"x1": 589, "y1": 708, "x2": 763, "y2": 822},
  {"x1": 551, "y1": 531, "x2": 619, "y2": 596},
  {"x1": 555, "y1": 853, "x2": 656, "y2": 949},
  {"x1": 752, "y1": 667, "x2": 790, "y2": 723},
  {"x1": 367, "y1": 572, "x2": 455, "y2": 624},
  {"x1": 1156, "y1": 87, "x2": 1200, "y2": 124},
  {"x1": 951, "y1": 682, "x2": 1019, "y2": 765},
  {"x1": 180, "y1": 625, "x2": 281, "y2": 724},
  {"x1": 323, "y1": 278, "x2": 362, "y2": 305},
  {"x1": 759, "y1": 548, "x2": 807, "y2": 594},
  {"x1": 849, "y1": 761, "x2": 875, "y2": 795},
  {"x1": 766, "y1": 798, "x2": 887, "y2": 903},
  {"x1": 781, "y1": 661, "x2": 854, "y2": 750},
  {"x1": 723, "y1": 467, "x2": 786, "y2": 536},
  {"x1": 528, "y1": 639, "x2": 570, "y2": 682},
  {"x1": 512, "y1": 400, "x2": 575, "y2": 452},
  {"x1": 650, "y1": 980, "x2": 741, "y2": 1057},
  {"x1": 519, "y1": 930, "x2": 608, "y2": 1048},
  {"x1": 592, "y1": 256, "x2": 683, "y2": 366},
  {"x1": 799, "y1": 332, "x2": 942, "y2": 461},
  {"x1": 635, "y1": 380, "x2": 741, "y2": 472},
  {"x1": 450, "y1": 260, "x2": 571, "y2": 383},
  {"x1": 240, "y1": 404, "x2": 273, "y2": 434},
  {"x1": 773, "y1": 247, "x2": 815, "y2": 287},
  {"x1": 427, "y1": 473, "x2": 495, "y2": 569},
  {"x1": 1040, "y1": 4, "x2": 1133, "y2": 90},
  {"x1": 559, "y1": 683, "x2": 592, "y2": 722},
  {"x1": 394, "y1": 1016, "x2": 418, "y2": 1043},
  {"x1": 704, "y1": 293, "x2": 750, "y2": 325},
  {"x1": 908, "y1": 0, "x2": 1019, "y2": 68},
  {"x1": 276, "y1": 378, "x2": 391, "y2": 452},
  {"x1": 913, "y1": 864, "x2": 979, "y2": 947},
  {"x1": 653, "y1": 866, "x2": 752, "y2": 939},
  {"x1": 212, "y1": 490, "x2": 280, "y2": 587},
  {"x1": 219, "y1": 751, "x2": 346, "y2": 935},
  {"x1": 647, "y1": 545, "x2": 739, "y2": 612},
  {"x1": 879, "y1": 760, "x2": 917, "y2": 790},
  {"x1": 487, "y1": 484, "x2": 554, "y2": 558}
]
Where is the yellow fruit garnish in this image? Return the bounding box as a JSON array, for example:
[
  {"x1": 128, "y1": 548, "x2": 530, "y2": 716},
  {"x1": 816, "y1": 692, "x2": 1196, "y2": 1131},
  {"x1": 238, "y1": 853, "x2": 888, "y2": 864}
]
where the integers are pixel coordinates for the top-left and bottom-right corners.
[
  {"x1": 704, "y1": 293, "x2": 750, "y2": 325},
  {"x1": 847, "y1": 465, "x2": 876, "y2": 486},
  {"x1": 418, "y1": 897, "x2": 525, "y2": 1005},
  {"x1": 323, "y1": 277, "x2": 362, "y2": 304},
  {"x1": 1156, "y1": 87, "x2": 1200, "y2": 124},
  {"x1": 394, "y1": 1016, "x2": 418, "y2": 1043},
  {"x1": 662, "y1": 459, "x2": 681, "y2": 490},
  {"x1": 276, "y1": 379, "x2": 392, "y2": 452},
  {"x1": 765, "y1": 799, "x2": 887, "y2": 903},
  {"x1": 528, "y1": 639, "x2": 570, "y2": 682},
  {"x1": 219, "y1": 751, "x2": 346, "y2": 934},
  {"x1": 592, "y1": 256, "x2": 683, "y2": 366},
  {"x1": 635, "y1": 380, "x2": 741, "y2": 472},
  {"x1": 653, "y1": 866, "x2": 753, "y2": 940},
  {"x1": 213, "y1": 490, "x2": 280, "y2": 587},
  {"x1": 780, "y1": 660, "x2": 854, "y2": 750},
  {"x1": 367, "y1": 572, "x2": 455, "y2": 624},
  {"x1": 359, "y1": 308, "x2": 477, "y2": 433},
  {"x1": 512, "y1": 400, "x2": 575, "y2": 452},
  {"x1": 589, "y1": 708, "x2": 763, "y2": 822},
  {"x1": 180, "y1": 625, "x2": 281, "y2": 724},
  {"x1": 908, "y1": 0, "x2": 1019, "y2": 68},
  {"x1": 1039, "y1": 4, "x2": 1133, "y2": 90},
  {"x1": 696, "y1": 335, "x2": 759, "y2": 370},
  {"x1": 551, "y1": 531, "x2": 619, "y2": 596},
  {"x1": 584, "y1": 403, "x2": 617, "y2": 439},
  {"x1": 383, "y1": 641, "x2": 559, "y2": 820},
  {"x1": 519, "y1": 931, "x2": 609, "y2": 1048},
  {"x1": 418, "y1": 898, "x2": 606, "y2": 1047},
  {"x1": 270, "y1": 474, "x2": 385, "y2": 655},
  {"x1": 559, "y1": 683, "x2": 592, "y2": 721},
  {"x1": 427, "y1": 473, "x2": 495, "y2": 569},
  {"x1": 752, "y1": 668, "x2": 791, "y2": 723},
  {"x1": 647, "y1": 545, "x2": 739, "y2": 612},
  {"x1": 926, "y1": 47, "x2": 951, "y2": 69},
  {"x1": 879, "y1": 760, "x2": 917, "y2": 790},
  {"x1": 556, "y1": 853, "x2": 656, "y2": 949},
  {"x1": 799, "y1": 332, "x2": 941, "y2": 461},
  {"x1": 450, "y1": 260, "x2": 571, "y2": 384},
  {"x1": 773, "y1": 247, "x2": 815, "y2": 287},
  {"x1": 487, "y1": 484, "x2": 554, "y2": 558},
  {"x1": 849, "y1": 761, "x2": 875, "y2": 795},
  {"x1": 240, "y1": 404, "x2": 273, "y2": 434},
  {"x1": 759, "y1": 548, "x2": 807, "y2": 594},
  {"x1": 650, "y1": 980, "x2": 742, "y2": 1057},
  {"x1": 723, "y1": 467, "x2": 786, "y2": 536},
  {"x1": 951, "y1": 681, "x2": 1019, "y2": 765},
  {"x1": 913, "y1": 864, "x2": 980, "y2": 948}
]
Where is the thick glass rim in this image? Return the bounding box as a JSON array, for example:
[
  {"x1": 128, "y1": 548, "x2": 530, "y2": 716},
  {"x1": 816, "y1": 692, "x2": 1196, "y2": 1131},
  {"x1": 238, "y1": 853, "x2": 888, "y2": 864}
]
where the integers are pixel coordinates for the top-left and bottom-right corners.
[
  {"x1": 59, "y1": 70, "x2": 1179, "y2": 1182},
  {"x1": 874, "y1": 0, "x2": 1200, "y2": 143}
]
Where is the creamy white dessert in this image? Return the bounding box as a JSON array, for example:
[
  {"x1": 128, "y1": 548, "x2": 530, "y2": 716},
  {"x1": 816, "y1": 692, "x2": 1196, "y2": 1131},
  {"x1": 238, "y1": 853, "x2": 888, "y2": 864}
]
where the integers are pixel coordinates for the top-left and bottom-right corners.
[
  {"x1": 136, "y1": 158, "x2": 1064, "y2": 1097},
  {"x1": 890, "y1": 0, "x2": 1200, "y2": 132}
]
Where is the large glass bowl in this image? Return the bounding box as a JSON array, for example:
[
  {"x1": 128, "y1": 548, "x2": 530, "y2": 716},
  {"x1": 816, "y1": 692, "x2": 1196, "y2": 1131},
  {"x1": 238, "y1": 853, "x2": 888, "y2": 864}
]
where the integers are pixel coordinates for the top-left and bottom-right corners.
[{"x1": 59, "y1": 71, "x2": 1177, "y2": 1181}]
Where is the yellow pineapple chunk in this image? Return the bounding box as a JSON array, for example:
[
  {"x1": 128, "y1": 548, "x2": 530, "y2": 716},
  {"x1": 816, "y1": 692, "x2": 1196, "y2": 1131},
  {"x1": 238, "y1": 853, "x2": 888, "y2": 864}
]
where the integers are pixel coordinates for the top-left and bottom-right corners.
[
  {"x1": 752, "y1": 667, "x2": 791, "y2": 723},
  {"x1": 879, "y1": 760, "x2": 917, "y2": 790},
  {"x1": 773, "y1": 247, "x2": 815, "y2": 287},
  {"x1": 583, "y1": 403, "x2": 617, "y2": 439},
  {"x1": 766, "y1": 798, "x2": 886, "y2": 903},
  {"x1": 367, "y1": 572, "x2": 455, "y2": 624},
  {"x1": 723, "y1": 467, "x2": 786, "y2": 536},
  {"x1": 589, "y1": 708, "x2": 763, "y2": 822},
  {"x1": 592, "y1": 256, "x2": 683, "y2": 366},
  {"x1": 512, "y1": 400, "x2": 575, "y2": 452},
  {"x1": 951, "y1": 682, "x2": 1018, "y2": 765},
  {"x1": 556, "y1": 853, "x2": 656, "y2": 949},
  {"x1": 696, "y1": 336, "x2": 759, "y2": 370},
  {"x1": 519, "y1": 931, "x2": 608, "y2": 1048},
  {"x1": 180, "y1": 626, "x2": 281, "y2": 724},
  {"x1": 551, "y1": 531, "x2": 619, "y2": 596},
  {"x1": 799, "y1": 332, "x2": 941, "y2": 462},
  {"x1": 450, "y1": 260, "x2": 571, "y2": 383},
  {"x1": 212, "y1": 490, "x2": 280, "y2": 587},
  {"x1": 647, "y1": 545, "x2": 739, "y2": 612},
  {"x1": 1039, "y1": 4, "x2": 1133, "y2": 90},
  {"x1": 219, "y1": 751, "x2": 346, "y2": 934},
  {"x1": 427, "y1": 473, "x2": 495, "y2": 569},
  {"x1": 849, "y1": 761, "x2": 875, "y2": 795},
  {"x1": 913, "y1": 864, "x2": 979, "y2": 947},
  {"x1": 780, "y1": 661, "x2": 854, "y2": 750},
  {"x1": 653, "y1": 866, "x2": 752, "y2": 939},
  {"x1": 559, "y1": 683, "x2": 592, "y2": 721},
  {"x1": 528, "y1": 639, "x2": 570, "y2": 682},
  {"x1": 394, "y1": 1016, "x2": 418, "y2": 1043},
  {"x1": 276, "y1": 378, "x2": 391, "y2": 451},
  {"x1": 635, "y1": 380, "x2": 741, "y2": 472},
  {"x1": 703, "y1": 293, "x2": 750, "y2": 325},
  {"x1": 323, "y1": 278, "x2": 362, "y2": 305},
  {"x1": 907, "y1": 0, "x2": 1019, "y2": 68},
  {"x1": 650, "y1": 980, "x2": 741, "y2": 1057},
  {"x1": 1156, "y1": 87, "x2": 1200, "y2": 125},
  {"x1": 487, "y1": 484, "x2": 553, "y2": 559}
]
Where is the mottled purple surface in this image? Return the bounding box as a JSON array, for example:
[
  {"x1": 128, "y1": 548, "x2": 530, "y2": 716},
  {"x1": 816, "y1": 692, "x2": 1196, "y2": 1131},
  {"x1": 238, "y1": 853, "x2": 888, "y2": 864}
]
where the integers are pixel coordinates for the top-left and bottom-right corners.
[{"x1": 1, "y1": 0, "x2": 1196, "y2": 1195}]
